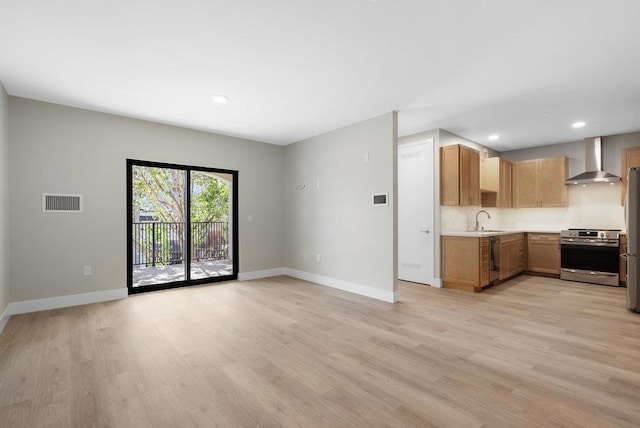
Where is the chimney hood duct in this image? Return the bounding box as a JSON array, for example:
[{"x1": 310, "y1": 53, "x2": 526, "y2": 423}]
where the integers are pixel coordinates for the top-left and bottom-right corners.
[{"x1": 564, "y1": 137, "x2": 621, "y2": 184}]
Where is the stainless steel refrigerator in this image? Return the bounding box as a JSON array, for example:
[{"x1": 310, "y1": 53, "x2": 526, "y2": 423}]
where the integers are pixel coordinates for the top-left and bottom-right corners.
[{"x1": 626, "y1": 167, "x2": 640, "y2": 312}]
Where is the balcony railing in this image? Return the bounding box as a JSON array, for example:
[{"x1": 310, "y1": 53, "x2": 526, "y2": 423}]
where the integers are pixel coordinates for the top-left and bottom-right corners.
[{"x1": 132, "y1": 221, "x2": 229, "y2": 267}]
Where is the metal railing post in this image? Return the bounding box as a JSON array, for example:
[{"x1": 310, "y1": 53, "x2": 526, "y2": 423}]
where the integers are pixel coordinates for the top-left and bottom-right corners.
[{"x1": 152, "y1": 222, "x2": 156, "y2": 267}]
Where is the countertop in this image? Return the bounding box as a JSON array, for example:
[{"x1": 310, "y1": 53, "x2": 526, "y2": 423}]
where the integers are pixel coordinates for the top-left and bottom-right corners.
[{"x1": 441, "y1": 230, "x2": 560, "y2": 237}]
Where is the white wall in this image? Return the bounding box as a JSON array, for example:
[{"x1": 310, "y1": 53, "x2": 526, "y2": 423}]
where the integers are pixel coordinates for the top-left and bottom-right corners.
[
  {"x1": 8, "y1": 97, "x2": 285, "y2": 302},
  {"x1": 284, "y1": 113, "x2": 398, "y2": 302},
  {"x1": 0, "y1": 83, "x2": 9, "y2": 322},
  {"x1": 439, "y1": 129, "x2": 500, "y2": 158}
]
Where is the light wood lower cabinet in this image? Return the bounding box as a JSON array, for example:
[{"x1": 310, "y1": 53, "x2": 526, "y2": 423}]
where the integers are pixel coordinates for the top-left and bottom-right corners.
[
  {"x1": 499, "y1": 233, "x2": 525, "y2": 280},
  {"x1": 442, "y1": 232, "x2": 561, "y2": 293},
  {"x1": 441, "y1": 236, "x2": 489, "y2": 293},
  {"x1": 527, "y1": 233, "x2": 560, "y2": 275},
  {"x1": 620, "y1": 234, "x2": 627, "y2": 284}
]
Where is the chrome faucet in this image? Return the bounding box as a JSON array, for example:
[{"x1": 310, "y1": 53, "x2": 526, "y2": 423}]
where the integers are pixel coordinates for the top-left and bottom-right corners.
[{"x1": 475, "y1": 210, "x2": 491, "y2": 231}]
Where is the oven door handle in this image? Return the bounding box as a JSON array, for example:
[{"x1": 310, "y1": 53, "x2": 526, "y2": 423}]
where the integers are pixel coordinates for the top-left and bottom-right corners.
[
  {"x1": 561, "y1": 240, "x2": 619, "y2": 247},
  {"x1": 561, "y1": 269, "x2": 619, "y2": 277}
]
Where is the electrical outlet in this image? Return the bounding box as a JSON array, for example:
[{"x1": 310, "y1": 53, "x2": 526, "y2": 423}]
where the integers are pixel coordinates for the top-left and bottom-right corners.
[
  {"x1": 316, "y1": 254, "x2": 321, "y2": 262},
  {"x1": 83, "y1": 266, "x2": 92, "y2": 276}
]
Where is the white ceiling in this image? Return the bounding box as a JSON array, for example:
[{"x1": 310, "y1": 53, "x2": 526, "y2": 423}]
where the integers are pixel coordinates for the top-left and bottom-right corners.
[{"x1": 1, "y1": 0, "x2": 639, "y2": 150}]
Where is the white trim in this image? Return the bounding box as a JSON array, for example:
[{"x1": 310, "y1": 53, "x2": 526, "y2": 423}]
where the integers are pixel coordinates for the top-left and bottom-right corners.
[
  {"x1": 431, "y1": 277, "x2": 443, "y2": 288},
  {"x1": 5, "y1": 288, "x2": 127, "y2": 316},
  {"x1": 284, "y1": 268, "x2": 398, "y2": 303},
  {"x1": 0, "y1": 307, "x2": 10, "y2": 335},
  {"x1": 238, "y1": 268, "x2": 286, "y2": 281}
]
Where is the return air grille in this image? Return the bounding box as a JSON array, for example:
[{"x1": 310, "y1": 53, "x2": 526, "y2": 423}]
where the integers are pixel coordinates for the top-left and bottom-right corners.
[{"x1": 42, "y1": 193, "x2": 83, "y2": 213}]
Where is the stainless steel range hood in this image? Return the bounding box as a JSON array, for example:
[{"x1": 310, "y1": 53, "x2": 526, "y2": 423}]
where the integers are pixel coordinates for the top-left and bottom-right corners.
[{"x1": 564, "y1": 137, "x2": 621, "y2": 184}]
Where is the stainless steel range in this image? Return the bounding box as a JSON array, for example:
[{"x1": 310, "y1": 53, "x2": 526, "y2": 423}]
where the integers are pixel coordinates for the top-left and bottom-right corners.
[{"x1": 560, "y1": 229, "x2": 621, "y2": 286}]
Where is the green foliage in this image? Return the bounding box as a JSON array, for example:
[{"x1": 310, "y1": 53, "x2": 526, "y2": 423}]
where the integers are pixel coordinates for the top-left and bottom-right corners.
[
  {"x1": 191, "y1": 173, "x2": 230, "y2": 222},
  {"x1": 132, "y1": 167, "x2": 229, "y2": 223},
  {"x1": 132, "y1": 167, "x2": 231, "y2": 264},
  {"x1": 133, "y1": 166, "x2": 186, "y2": 222}
]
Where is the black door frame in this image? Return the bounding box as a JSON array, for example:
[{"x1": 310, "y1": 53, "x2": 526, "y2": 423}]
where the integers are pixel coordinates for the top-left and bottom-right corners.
[{"x1": 126, "y1": 159, "x2": 239, "y2": 294}]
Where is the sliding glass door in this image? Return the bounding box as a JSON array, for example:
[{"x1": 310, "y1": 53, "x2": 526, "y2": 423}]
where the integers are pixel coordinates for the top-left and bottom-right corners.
[{"x1": 127, "y1": 159, "x2": 238, "y2": 294}]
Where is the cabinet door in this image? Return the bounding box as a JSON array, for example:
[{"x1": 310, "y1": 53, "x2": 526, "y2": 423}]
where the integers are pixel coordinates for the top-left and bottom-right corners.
[
  {"x1": 480, "y1": 237, "x2": 490, "y2": 286},
  {"x1": 514, "y1": 160, "x2": 539, "y2": 208},
  {"x1": 441, "y1": 236, "x2": 481, "y2": 286},
  {"x1": 499, "y1": 239, "x2": 516, "y2": 280},
  {"x1": 440, "y1": 146, "x2": 460, "y2": 205},
  {"x1": 620, "y1": 234, "x2": 628, "y2": 283},
  {"x1": 459, "y1": 146, "x2": 470, "y2": 206},
  {"x1": 516, "y1": 236, "x2": 525, "y2": 272},
  {"x1": 480, "y1": 157, "x2": 499, "y2": 192},
  {"x1": 499, "y1": 159, "x2": 513, "y2": 207},
  {"x1": 540, "y1": 157, "x2": 567, "y2": 207},
  {"x1": 468, "y1": 148, "x2": 481, "y2": 206},
  {"x1": 527, "y1": 234, "x2": 560, "y2": 274},
  {"x1": 621, "y1": 147, "x2": 640, "y2": 205}
]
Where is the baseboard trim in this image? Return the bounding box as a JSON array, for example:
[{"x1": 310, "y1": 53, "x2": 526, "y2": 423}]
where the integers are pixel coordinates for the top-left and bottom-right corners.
[
  {"x1": 284, "y1": 268, "x2": 397, "y2": 303},
  {"x1": 238, "y1": 268, "x2": 286, "y2": 281},
  {"x1": 0, "y1": 307, "x2": 10, "y2": 335},
  {"x1": 5, "y1": 288, "x2": 128, "y2": 317}
]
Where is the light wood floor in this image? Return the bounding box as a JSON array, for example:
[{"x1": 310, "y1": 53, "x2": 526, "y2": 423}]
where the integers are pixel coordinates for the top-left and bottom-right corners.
[{"x1": 1, "y1": 275, "x2": 640, "y2": 427}]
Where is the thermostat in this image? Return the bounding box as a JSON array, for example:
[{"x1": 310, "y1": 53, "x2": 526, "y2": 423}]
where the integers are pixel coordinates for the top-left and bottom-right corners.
[{"x1": 372, "y1": 193, "x2": 388, "y2": 206}]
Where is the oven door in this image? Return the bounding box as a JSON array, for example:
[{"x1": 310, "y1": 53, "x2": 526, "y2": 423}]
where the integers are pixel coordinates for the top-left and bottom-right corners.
[{"x1": 561, "y1": 242, "x2": 620, "y2": 286}]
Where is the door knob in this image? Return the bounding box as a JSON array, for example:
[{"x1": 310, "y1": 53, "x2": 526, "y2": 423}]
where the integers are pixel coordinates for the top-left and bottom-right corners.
[{"x1": 420, "y1": 230, "x2": 430, "y2": 234}]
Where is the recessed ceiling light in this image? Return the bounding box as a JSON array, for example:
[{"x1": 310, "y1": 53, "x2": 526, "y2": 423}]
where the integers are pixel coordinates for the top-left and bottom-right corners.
[
  {"x1": 571, "y1": 121, "x2": 586, "y2": 128},
  {"x1": 488, "y1": 134, "x2": 500, "y2": 141},
  {"x1": 211, "y1": 95, "x2": 228, "y2": 104},
  {"x1": 542, "y1": 112, "x2": 549, "y2": 117}
]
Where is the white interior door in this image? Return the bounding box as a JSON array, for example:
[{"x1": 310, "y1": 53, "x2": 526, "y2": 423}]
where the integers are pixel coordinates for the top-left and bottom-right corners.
[{"x1": 398, "y1": 140, "x2": 434, "y2": 284}]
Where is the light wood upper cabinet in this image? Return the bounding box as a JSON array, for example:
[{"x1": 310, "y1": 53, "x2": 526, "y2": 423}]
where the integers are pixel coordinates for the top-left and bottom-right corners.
[
  {"x1": 621, "y1": 147, "x2": 640, "y2": 204},
  {"x1": 440, "y1": 145, "x2": 480, "y2": 206},
  {"x1": 540, "y1": 157, "x2": 567, "y2": 207},
  {"x1": 513, "y1": 156, "x2": 567, "y2": 208},
  {"x1": 500, "y1": 159, "x2": 513, "y2": 208},
  {"x1": 481, "y1": 157, "x2": 512, "y2": 208},
  {"x1": 527, "y1": 233, "x2": 560, "y2": 274}
]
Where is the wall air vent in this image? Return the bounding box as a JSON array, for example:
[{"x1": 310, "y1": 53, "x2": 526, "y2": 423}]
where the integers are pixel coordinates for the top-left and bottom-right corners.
[{"x1": 42, "y1": 193, "x2": 83, "y2": 213}]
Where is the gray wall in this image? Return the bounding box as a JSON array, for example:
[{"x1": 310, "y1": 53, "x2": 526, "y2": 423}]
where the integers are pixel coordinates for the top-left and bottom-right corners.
[
  {"x1": 500, "y1": 132, "x2": 640, "y2": 178},
  {"x1": 9, "y1": 97, "x2": 285, "y2": 302},
  {"x1": 284, "y1": 113, "x2": 397, "y2": 294},
  {"x1": 0, "y1": 83, "x2": 8, "y2": 315},
  {"x1": 603, "y1": 132, "x2": 640, "y2": 176},
  {"x1": 501, "y1": 140, "x2": 586, "y2": 178}
]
